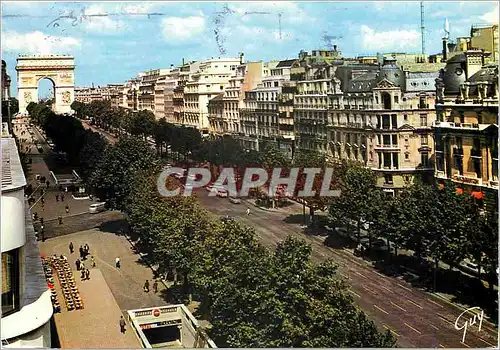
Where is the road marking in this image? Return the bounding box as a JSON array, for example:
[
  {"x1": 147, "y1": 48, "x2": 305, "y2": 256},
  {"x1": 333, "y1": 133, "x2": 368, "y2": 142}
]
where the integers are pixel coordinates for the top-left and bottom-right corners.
[
  {"x1": 390, "y1": 301, "x2": 407, "y2": 312},
  {"x1": 429, "y1": 323, "x2": 440, "y2": 331},
  {"x1": 461, "y1": 341, "x2": 471, "y2": 348},
  {"x1": 397, "y1": 283, "x2": 413, "y2": 292},
  {"x1": 361, "y1": 286, "x2": 376, "y2": 295},
  {"x1": 477, "y1": 337, "x2": 496, "y2": 347},
  {"x1": 374, "y1": 304, "x2": 389, "y2": 315},
  {"x1": 437, "y1": 313, "x2": 455, "y2": 326},
  {"x1": 382, "y1": 324, "x2": 400, "y2": 337},
  {"x1": 380, "y1": 285, "x2": 393, "y2": 293},
  {"x1": 427, "y1": 298, "x2": 445, "y2": 308},
  {"x1": 355, "y1": 271, "x2": 367, "y2": 278},
  {"x1": 349, "y1": 290, "x2": 361, "y2": 298},
  {"x1": 404, "y1": 322, "x2": 422, "y2": 335},
  {"x1": 406, "y1": 299, "x2": 423, "y2": 309}
]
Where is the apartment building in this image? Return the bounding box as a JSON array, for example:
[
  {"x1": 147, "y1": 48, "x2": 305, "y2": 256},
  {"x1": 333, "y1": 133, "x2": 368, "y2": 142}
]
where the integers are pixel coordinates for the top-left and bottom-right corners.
[
  {"x1": 123, "y1": 77, "x2": 141, "y2": 111},
  {"x1": 107, "y1": 84, "x2": 124, "y2": 109},
  {"x1": 74, "y1": 85, "x2": 109, "y2": 104},
  {"x1": 433, "y1": 50, "x2": 498, "y2": 209},
  {"x1": 138, "y1": 69, "x2": 170, "y2": 112},
  {"x1": 443, "y1": 23, "x2": 498, "y2": 64},
  {"x1": 208, "y1": 60, "x2": 266, "y2": 136},
  {"x1": 184, "y1": 57, "x2": 241, "y2": 133},
  {"x1": 239, "y1": 60, "x2": 296, "y2": 153},
  {"x1": 164, "y1": 69, "x2": 180, "y2": 122},
  {"x1": 154, "y1": 75, "x2": 166, "y2": 119},
  {"x1": 2, "y1": 134, "x2": 52, "y2": 347}
]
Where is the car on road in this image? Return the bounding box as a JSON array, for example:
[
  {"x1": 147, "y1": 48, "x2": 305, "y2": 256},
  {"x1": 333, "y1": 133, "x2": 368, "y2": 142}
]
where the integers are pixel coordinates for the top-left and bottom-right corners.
[
  {"x1": 458, "y1": 260, "x2": 484, "y2": 276},
  {"x1": 216, "y1": 189, "x2": 228, "y2": 198},
  {"x1": 228, "y1": 196, "x2": 241, "y2": 204},
  {"x1": 89, "y1": 202, "x2": 107, "y2": 214},
  {"x1": 219, "y1": 215, "x2": 234, "y2": 223}
]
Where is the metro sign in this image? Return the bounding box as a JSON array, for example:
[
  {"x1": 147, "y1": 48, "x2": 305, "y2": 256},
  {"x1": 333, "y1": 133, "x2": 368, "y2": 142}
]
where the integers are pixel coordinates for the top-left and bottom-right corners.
[{"x1": 153, "y1": 309, "x2": 161, "y2": 317}]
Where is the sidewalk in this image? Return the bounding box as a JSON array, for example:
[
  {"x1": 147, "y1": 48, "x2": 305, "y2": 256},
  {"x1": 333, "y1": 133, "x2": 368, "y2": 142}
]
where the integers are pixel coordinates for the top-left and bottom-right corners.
[{"x1": 52, "y1": 269, "x2": 141, "y2": 348}]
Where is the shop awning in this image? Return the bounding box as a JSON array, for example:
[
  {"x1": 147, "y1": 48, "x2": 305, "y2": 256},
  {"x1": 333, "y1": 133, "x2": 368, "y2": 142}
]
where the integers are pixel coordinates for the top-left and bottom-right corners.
[
  {"x1": 471, "y1": 191, "x2": 485, "y2": 199},
  {"x1": 456, "y1": 188, "x2": 463, "y2": 194}
]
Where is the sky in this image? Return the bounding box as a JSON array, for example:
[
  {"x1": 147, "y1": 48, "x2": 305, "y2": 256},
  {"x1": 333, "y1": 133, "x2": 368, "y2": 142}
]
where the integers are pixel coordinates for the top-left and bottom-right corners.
[{"x1": 1, "y1": 1, "x2": 498, "y2": 98}]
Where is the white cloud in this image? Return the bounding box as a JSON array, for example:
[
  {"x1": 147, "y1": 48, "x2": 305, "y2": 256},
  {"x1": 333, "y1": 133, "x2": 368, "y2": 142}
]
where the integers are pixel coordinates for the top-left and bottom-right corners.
[
  {"x1": 162, "y1": 16, "x2": 205, "y2": 42},
  {"x1": 1, "y1": 30, "x2": 81, "y2": 54},
  {"x1": 480, "y1": 5, "x2": 499, "y2": 24},
  {"x1": 360, "y1": 25, "x2": 420, "y2": 51},
  {"x1": 121, "y1": 3, "x2": 158, "y2": 14},
  {"x1": 83, "y1": 5, "x2": 125, "y2": 32}
]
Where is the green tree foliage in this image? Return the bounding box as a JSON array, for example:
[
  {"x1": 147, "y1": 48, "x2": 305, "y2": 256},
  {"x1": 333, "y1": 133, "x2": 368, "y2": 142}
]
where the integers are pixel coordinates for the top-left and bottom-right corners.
[
  {"x1": 79, "y1": 131, "x2": 107, "y2": 182},
  {"x1": 89, "y1": 136, "x2": 161, "y2": 209}
]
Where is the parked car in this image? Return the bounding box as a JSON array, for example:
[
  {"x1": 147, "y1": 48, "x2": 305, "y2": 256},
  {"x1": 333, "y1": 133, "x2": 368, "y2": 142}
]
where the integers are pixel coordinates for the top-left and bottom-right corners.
[
  {"x1": 89, "y1": 202, "x2": 106, "y2": 214},
  {"x1": 229, "y1": 196, "x2": 241, "y2": 204},
  {"x1": 459, "y1": 261, "x2": 484, "y2": 276},
  {"x1": 217, "y1": 189, "x2": 228, "y2": 198}
]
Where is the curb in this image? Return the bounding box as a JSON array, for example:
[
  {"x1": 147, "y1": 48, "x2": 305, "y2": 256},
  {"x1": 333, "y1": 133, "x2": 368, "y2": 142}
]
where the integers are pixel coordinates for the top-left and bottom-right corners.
[
  {"x1": 42, "y1": 211, "x2": 90, "y2": 223},
  {"x1": 242, "y1": 199, "x2": 278, "y2": 212}
]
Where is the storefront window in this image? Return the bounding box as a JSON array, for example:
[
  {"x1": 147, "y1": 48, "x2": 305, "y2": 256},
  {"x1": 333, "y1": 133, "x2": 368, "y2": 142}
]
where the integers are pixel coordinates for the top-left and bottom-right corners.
[{"x1": 2, "y1": 249, "x2": 20, "y2": 316}]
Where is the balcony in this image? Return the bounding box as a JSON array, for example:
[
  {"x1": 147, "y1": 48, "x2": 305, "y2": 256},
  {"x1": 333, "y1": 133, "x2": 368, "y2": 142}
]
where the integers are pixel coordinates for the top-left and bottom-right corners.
[
  {"x1": 489, "y1": 179, "x2": 499, "y2": 188},
  {"x1": 374, "y1": 144, "x2": 400, "y2": 151},
  {"x1": 452, "y1": 174, "x2": 482, "y2": 185}
]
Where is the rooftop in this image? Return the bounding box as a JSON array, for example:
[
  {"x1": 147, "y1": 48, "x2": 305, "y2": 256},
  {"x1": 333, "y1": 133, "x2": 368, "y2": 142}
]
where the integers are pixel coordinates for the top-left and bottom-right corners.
[{"x1": 1, "y1": 138, "x2": 26, "y2": 192}]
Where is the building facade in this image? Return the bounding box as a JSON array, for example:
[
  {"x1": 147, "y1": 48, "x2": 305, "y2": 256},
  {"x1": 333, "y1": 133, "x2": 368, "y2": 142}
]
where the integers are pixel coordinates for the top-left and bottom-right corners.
[
  {"x1": 184, "y1": 58, "x2": 241, "y2": 133},
  {"x1": 1, "y1": 135, "x2": 52, "y2": 347},
  {"x1": 433, "y1": 50, "x2": 498, "y2": 208}
]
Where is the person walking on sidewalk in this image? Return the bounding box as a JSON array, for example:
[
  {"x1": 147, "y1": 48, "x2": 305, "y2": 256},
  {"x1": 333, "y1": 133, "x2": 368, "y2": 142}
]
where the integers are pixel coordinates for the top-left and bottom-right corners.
[
  {"x1": 79, "y1": 246, "x2": 84, "y2": 259},
  {"x1": 58, "y1": 216, "x2": 63, "y2": 225},
  {"x1": 85, "y1": 268, "x2": 90, "y2": 280},
  {"x1": 143, "y1": 280, "x2": 150, "y2": 293},
  {"x1": 119, "y1": 316, "x2": 126, "y2": 333},
  {"x1": 65, "y1": 204, "x2": 70, "y2": 214},
  {"x1": 69, "y1": 242, "x2": 74, "y2": 254},
  {"x1": 153, "y1": 280, "x2": 158, "y2": 293},
  {"x1": 75, "y1": 258, "x2": 81, "y2": 271},
  {"x1": 91, "y1": 256, "x2": 96, "y2": 268},
  {"x1": 115, "y1": 257, "x2": 120, "y2": 269},
  {"x1": 246, "y1": 208, "x2": 250, "y2": 216}
]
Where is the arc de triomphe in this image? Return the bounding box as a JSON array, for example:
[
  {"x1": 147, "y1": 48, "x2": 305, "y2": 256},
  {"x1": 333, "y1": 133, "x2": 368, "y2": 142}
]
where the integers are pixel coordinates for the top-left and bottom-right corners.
[{"x1": 16, "y1": 55, "x2": 75, "y2": 114}]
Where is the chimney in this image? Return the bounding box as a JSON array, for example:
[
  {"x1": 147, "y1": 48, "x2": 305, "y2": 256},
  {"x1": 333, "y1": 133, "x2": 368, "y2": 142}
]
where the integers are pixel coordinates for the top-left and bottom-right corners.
[
  {"x1": 442, "y1": 37, "x2": 448, "y2": 62},
  {"x1": 333, "y1": 45, "x2": 337, "y2": 51},
  {"x1": 239, "y1": 52, "x2": 245, "y2": 64},
  {"x1": 182, "y1": 58, "x2": 185, "y2": 65}
]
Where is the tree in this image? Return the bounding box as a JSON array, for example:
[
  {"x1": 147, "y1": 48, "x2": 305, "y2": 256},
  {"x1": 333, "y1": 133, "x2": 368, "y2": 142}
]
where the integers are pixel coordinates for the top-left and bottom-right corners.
[
  {"x1": 89, "y1": 136, "x2": 161, "y2": 209},
  {"x1": 79, "y1": 130, "x2": 107, "y2": 182}
]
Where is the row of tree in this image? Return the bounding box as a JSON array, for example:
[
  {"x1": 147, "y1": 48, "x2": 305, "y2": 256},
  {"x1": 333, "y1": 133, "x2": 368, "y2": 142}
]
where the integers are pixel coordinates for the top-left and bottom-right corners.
[
  {"x1": 67, "y1": 102, "x2": 498, "y2": 290},
  {"x1": 29, "y1": 102, "x2": 397, "y2": 347},
  {"x1": 329, "y1": 166, "x2": 498, "y2": 290}
]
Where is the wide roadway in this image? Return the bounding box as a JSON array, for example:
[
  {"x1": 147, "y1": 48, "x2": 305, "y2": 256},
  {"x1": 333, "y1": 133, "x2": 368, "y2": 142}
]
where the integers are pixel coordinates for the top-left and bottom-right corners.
[
  {"x1": 77, "y1": 121, "x2": 498, "y2": 348},
  {"x1": 195, "y1": 191, "x2": 498, "y2": 348}
]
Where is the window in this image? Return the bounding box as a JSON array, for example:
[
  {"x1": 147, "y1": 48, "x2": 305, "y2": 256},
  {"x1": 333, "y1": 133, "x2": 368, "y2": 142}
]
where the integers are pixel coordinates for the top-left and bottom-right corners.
[
  {"x1": 382, "y1": 115, "x2": 390, "y2": 129},
  {"x1": 394, "y1": 96, "x2": 399, "y2": 104},
  {"x1": 392, "y1": 135, "x2": 397, "y2": 145},
  {"x1": 421, "y1": 135, "x2": 428, "y2": 145},
  {"x1": 392, "y1": 153, "x2": 399, "y2": 169},
  {"x1": 405, "y1": 153, "x2": 410, "y2": 160},
  {"x1": 421, "y1": 152, "x2": 429, "y2": 167},
  {"x1": 383, "y1": 153, "x2": 391, "y2": 169},
  {"x1": 384, "y1": 174, "x2": 393, "y2": 184},
  {"x1": 274, "y1": 82, "x2": 279, "y2": 87},
  {"x1": 383, "y1": 135, "x2": 391, "y2": 146},
  {"x1": 404, "y1": 114, "x2": 408, "y2": 121},
  {"x1": 2, "y1": 250, "x2": 20, "y2": 316},
  {"x1": 420, "y1": 114, "x2": 427, "y2": 127}
]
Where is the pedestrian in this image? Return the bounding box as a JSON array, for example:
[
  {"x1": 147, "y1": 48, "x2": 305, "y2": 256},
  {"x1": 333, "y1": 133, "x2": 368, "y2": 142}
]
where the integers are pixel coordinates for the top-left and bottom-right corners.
[
  {"x1": 80, "y1": 261, "x2": 85, "y2": 271},
  {"x1": 75, "y1": 259, "x2": 81, "y2": 271},
  {"x1": 153, "y1": 280, "x2": 158, "y2": 293},
  {"x1": 115, "y1": 257, "x2": 120, "y2": 269},
  {"x1": 79, "y1": 246, "x2": 84, "y2": 259},
  {"x1": 65, "y1": 204, "x2": 70, "y2": 214},
  {"x1": 69, "y1": 242, "x2": 74, "y2": 254},
  {"x1": 61, "y1": 193, "x2": 65, "y2": 202},
  {"x1": 81, "y1": 269, "x2": 86, "y2": 280},
  {"x1": 85, "y1": 269, "x2": 90, "y2": 280},
  {"x1": 143, "y1": 280, "x2": 150, "y2": 293},
  {"x1": 91, "y1": 256, "x2": 96, "y2": 268},
  {"x1": 46, "y1": 180, "x2": 50, "y2": 188},
  {"x1": 84, "y1": 243, "x2": 90, "y2": 254},
  {"x1": 55, "y1": 194, "x2": 59, "y2": 202},
  {"x1": 40, "y1": 196, "x2": 45, "y2": 205},
  {"x1": 246, "y1": 208, "x2": 250, "y2": 215},
  {"x1": 119, "y1": 316, "x2": 126, "y2": 333},
  {"x1": 58, "y1": 216, "x2": 63, "y2": 225}
]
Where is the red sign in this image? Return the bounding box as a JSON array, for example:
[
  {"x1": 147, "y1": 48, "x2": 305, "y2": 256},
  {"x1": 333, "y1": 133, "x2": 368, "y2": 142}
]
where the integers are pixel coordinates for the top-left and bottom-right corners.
[{"x1": 153, "y1": 309, "x2": 160, "y2": 317}]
